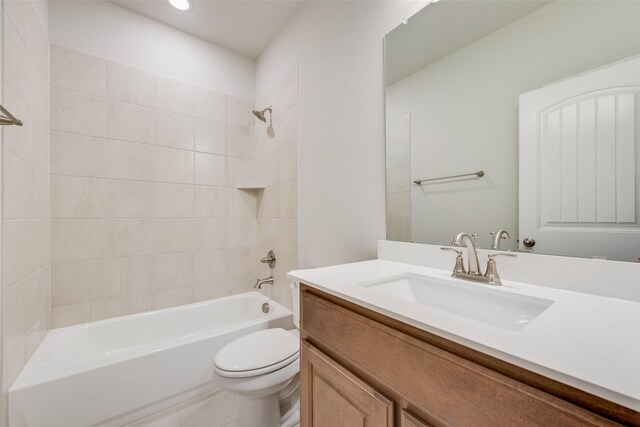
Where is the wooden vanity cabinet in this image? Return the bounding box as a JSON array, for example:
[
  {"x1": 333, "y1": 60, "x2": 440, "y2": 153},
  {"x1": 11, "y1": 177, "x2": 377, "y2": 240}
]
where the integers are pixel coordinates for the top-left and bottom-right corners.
[{"x1": 299, "y1": 285, "x2": 640, "y2": 427}]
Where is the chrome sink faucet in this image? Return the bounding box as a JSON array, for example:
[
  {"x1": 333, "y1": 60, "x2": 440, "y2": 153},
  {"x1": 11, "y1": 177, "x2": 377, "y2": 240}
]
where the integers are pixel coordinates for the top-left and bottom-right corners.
[
  {"x1": 442, "y1": 232, "x2": 517, "y2": 285},
  {"x1": 490, "y1": 229, "x2": 510, "y2": 250},
  {"x1": 450, "y1": 232, "x2": 482, "y2": 276}
]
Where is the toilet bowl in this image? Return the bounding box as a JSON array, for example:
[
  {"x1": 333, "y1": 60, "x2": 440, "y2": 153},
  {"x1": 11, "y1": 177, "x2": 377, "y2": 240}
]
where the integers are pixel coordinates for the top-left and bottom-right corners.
[{"x1": 213, "y1": 284, "x2": 301, "y2": 427}]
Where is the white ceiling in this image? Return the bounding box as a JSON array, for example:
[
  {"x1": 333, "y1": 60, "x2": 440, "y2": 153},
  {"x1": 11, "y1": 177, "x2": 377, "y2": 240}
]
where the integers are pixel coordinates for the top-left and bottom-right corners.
[
  {"x1": 111, "y1": 0, "x2": 304, "y2": 58},
  {"x1": 385, "y1": 0, "x2": 549, "y2": 85}
]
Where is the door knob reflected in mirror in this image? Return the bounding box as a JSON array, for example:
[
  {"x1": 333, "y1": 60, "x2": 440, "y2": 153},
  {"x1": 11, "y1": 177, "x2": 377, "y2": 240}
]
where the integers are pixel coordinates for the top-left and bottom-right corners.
[{"x1": 523, "y1": 238, "x2": 536, "y2": 248}]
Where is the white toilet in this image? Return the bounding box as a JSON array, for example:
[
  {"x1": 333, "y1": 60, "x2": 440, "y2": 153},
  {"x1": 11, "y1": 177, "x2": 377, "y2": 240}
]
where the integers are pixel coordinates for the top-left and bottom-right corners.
[{"x1": 213, "y1": 285, "x2": 301, "y2": 427}]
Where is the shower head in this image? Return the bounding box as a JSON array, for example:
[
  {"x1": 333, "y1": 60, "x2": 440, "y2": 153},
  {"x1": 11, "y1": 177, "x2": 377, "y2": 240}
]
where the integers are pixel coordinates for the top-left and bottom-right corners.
[{"x1": 252, "y1": 106, "x2": 273, "y2": 122}]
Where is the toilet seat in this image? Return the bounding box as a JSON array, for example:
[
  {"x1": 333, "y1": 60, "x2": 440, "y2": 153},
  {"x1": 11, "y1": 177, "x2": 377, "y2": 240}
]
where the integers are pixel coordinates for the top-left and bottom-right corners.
[{"x1": 214, "y1": 328, "x2": 300, "y2": 379}]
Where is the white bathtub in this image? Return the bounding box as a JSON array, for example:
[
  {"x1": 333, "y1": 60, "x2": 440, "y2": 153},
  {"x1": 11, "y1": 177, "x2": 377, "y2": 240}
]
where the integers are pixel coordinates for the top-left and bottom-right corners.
[{"x1": 9, "y1": 292, "x2": 293, "y2": 427}]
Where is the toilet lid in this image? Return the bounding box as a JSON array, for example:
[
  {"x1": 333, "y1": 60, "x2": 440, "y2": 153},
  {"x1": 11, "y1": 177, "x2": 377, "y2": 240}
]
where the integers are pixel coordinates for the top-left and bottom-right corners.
[{"x1": 214, "y1": 328, "x2": 299, "y2": 377}]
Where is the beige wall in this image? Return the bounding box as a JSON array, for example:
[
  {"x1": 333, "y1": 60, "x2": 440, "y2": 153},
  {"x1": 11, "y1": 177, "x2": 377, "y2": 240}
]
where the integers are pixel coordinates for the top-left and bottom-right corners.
[
  {"x1": 255, "y1": 69, "x2": 298, "y2": 308},
  {"x1": 49, "y1": 45, "x2": 260, "y2": 327},
  {"x1": 1, "y1": 0, "x2": 51, "y2": 420}
]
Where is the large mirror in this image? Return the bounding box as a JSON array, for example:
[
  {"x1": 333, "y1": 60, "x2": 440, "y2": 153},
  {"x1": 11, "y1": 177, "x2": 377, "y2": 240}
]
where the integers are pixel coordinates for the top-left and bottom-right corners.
[{"x1": 385, "y1": 0, "x2": 640, "y2": 262}]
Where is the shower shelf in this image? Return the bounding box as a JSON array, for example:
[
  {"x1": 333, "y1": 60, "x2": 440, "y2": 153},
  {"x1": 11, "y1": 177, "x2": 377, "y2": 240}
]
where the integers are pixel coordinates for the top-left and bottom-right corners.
[{"x1": 235, "y1": 185, "x2": 265, "y2": 190}]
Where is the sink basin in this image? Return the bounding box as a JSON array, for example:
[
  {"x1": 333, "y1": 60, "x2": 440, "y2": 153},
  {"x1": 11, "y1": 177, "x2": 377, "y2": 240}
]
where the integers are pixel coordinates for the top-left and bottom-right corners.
[{"x1": 359, "y1": 273, "x2": 553, "y2": 331}]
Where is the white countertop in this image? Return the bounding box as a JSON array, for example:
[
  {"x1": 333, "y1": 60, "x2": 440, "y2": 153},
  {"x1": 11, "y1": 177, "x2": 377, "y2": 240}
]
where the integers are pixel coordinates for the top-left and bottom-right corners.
[{"x1": 288, "y1": 259, "x2": 640, "y2": 411}]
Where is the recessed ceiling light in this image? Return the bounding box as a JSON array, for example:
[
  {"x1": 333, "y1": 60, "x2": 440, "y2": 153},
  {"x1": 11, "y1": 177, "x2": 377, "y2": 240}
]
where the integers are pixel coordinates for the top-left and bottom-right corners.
[{"x1": 167, "y1": 0, "x2": 191, "y2": 12}]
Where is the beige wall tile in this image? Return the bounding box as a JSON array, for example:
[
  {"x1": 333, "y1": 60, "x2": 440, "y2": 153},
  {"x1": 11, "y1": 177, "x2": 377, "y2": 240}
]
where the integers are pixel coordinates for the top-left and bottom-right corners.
[
  {"x1": 106, "y1": 256, "x2": 154, "y2": 298},
  {"x1": 155, "y1": 111, "x2": 194, "y2": 150},
  {"x1": 4, "y1": 0, "x2": 26, "y2": 42},
  {"x1": 154, "y1": 219, "x2": 196, "y2": 254},
  {"x1": 279, "y1": 218, "x2": 298, "y2": 255},
  {"x1": 195, "y1": 153, "x2": 227, "y2": 186},
  {"x1": 228, "y1": 219, "x2": 257, "y2": 249},
  {"x1": 227, "y1": 248, "x2": 256, "y2": 279},
  {"x1": 23, "y1": 265, "x2": 50, "y2": 333},
  {"x1": 3, "y1": 220, "x2": 50, "y2": 289},
  {"x1": 107, "y1": 180, "x2": 154, "y2": 218},
  {"x1": 4, "y1": 12, "x2": 27, "y2": 103},
  {"x1": 278, "y1": 143, "x2": 297, "y2": 183},
  {"x1": 2, "y1": 0, "x2": 51, "y2": 390},
  {"x1": 195, "y1": 186, "x2": 227, "y2": 218},
  {"x1": 51, "y1": 45, "x2": 105, "y2": 97},
  {"x1": 257, "y1": 185, "x2": 280, "y2": 219},
  {"x1": 51, "y1": 131, "x2": 106, "y2": 177},
  {"x1": 2, "y1": 341, "x2": 25, "y2": 394},
  {"x1": 227, "y1": 97, "x2": 254, "y2": 130},
  {"x1": 274, "y1": 105, "x2": 298, "y2": 149},
  {"x1": 51, "y1": 299, "x2": 106, "y2": 328},
  {"x1": 155, "y1": 75, "x2": 194, "y2": 116},
  {"x1": 51, "y1": 175, "x2": 105, "y2": 219},
  {"x1": 107, "y1": 220, "x2": 154, "y2": 257},
  {"x1": 51, "y1": 259, "x2": 106, "y2": 306},
  {"x1": 3, "y1": 83, "x2": 38, "y2": 167},
  {"x1": 258, "y1": 152, "x2": 278, "y2": 187},
  {"x1": 52, "y1": 219, "x2": 105, "y2": 262},
  {"x1": 153, "y1": 253, "x2": 196, "y2": 290},
  {"x1": 155, "y1": 146, "x2": 194, "y2": 184},
  {"x1": 153, "y1": 287, "x2": 194, "y2": 310},
  {"x1": 228, "y1": 189, "x2": 256, "y2": 218},
  {"x1": 51, "y1": 88, "x2": 105, "y2": 137},
  {"x1": 228, "y1": 127, "x2": 254, "y2": 159},
  {"x1": 256, "y1": 120, "x2": 278, "y2": 158},
  {"x1": 107, "y1": 293, "x2": 154, "y2": 319},
  {"x1": 195, "y1": 119, "x2": 227, "y2": 155},
  {"x1": 279, "y1": 180, "x2": 298, "y2": 218},
  {"x1": 228, "y1": 158, "x2": 256, "y2": 187},
  {"x1": 107, "y1": 140, "x2": 154, "y2": 181},
  {"x1": 107, "y1": 100, "x2": 155, "y2": 144},
  {"x1": 194, "y1": 219, "x2": 228, "y2": 251},
  {"x1": 194, "y1": 251, "x2": 227, "y2": 284},
  {"x1": 25, "y1": 310, "x2": 50, "y2": 361},
  {"x1": 3, "y1": 281, "x2": 26, "y2": 358},
  {"x1": 107, "y1": 61, "x2": 154, "y2": 107},
  {"x1": 4, "y1": 151, "x2": 49, "y2": 220},
  {"x1": 156, "y1": 183, "x2": 195, "y2": 218},
  {"x1": 195, "y1": 89, "x2": 227, "y2": 123}
]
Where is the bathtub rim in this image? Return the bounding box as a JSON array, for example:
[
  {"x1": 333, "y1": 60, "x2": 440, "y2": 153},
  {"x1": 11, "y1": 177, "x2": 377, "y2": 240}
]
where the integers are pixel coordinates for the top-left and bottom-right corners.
[{"x1": 10, "y1": 291, "x2": 293, "y2": 392}]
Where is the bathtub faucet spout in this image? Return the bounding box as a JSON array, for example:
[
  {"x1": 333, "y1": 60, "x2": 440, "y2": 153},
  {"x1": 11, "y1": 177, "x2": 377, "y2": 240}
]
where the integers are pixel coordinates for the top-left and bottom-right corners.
[{"x1": 254, "y1": 276, "x2": 274, "y2": 289}]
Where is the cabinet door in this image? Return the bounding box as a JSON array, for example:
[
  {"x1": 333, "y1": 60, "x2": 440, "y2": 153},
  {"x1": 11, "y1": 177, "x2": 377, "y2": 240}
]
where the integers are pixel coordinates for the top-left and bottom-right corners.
[
  {"x1": 400, "y1": 410, "x2": 433, "y2": 427},
  {"x1": 301, "y1": 340, "x2": 394, "y2": 427}
]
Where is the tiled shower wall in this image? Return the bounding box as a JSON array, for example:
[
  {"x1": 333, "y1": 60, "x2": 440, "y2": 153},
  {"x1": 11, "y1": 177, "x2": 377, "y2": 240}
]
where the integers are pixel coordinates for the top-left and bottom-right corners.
[
  {"x1": 49, "y1": 45, "x2": 259, "y2": 328},
  {"x1": 256, "y1": 69, "x2": 298, "y2": 308},
  {"x1": 1, "y1": 0, "x2": 51, "y2": 418}
]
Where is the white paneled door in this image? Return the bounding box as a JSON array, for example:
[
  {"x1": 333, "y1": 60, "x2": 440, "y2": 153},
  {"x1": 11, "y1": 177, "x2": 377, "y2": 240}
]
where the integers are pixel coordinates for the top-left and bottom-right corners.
[{"x1": 520, "y1": 56, "x2": 640, "y2": 261}]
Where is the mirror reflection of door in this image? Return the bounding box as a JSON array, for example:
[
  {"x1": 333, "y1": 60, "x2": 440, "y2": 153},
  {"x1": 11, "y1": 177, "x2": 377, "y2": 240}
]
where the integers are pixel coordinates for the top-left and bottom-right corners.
[{"x1": 520, "y1": 56, "x2": 640, "y2": 262}]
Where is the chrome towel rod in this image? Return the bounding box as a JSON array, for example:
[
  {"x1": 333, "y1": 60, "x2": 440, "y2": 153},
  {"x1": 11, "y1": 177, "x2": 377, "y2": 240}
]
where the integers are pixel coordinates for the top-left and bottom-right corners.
[
  {"x1": 413, "y1": 170, "x2": 484, "y2": 185},
  {"x1": 0, "y1": 104, "x2": 23, "y2": 126}
]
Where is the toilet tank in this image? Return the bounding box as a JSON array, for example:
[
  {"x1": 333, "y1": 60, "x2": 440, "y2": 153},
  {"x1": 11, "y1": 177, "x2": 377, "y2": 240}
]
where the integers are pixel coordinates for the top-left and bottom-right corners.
[{"x1": 290, "y1": 282, "x2": 300, "y2": 329}]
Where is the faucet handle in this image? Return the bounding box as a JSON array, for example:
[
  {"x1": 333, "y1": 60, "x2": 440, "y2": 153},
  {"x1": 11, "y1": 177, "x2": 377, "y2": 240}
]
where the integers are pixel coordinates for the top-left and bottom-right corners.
[
  {"x1": 440, "y1": 247, "x2": 465, "y2": 274},
  {"x1": 487, "y1": 252, "x2": 517, "y2": 261},
  {"x1": 484, "y1": 253, "x2": 516, "y2": 285},
  {"x1": 441, "y1": 247, "x2": 462, "y2": 255}
]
